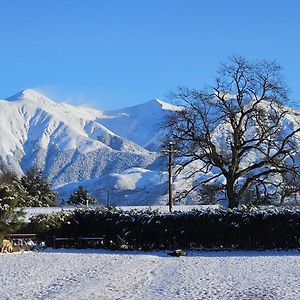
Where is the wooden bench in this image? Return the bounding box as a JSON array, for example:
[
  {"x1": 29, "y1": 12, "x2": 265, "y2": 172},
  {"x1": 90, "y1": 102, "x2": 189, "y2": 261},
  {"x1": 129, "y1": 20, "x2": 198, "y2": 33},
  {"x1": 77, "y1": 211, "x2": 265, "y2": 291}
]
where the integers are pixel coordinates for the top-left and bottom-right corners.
[
  {"x1": 9, "y1": 233, "x2": 37, "y2": 240},
  {"x1": 8, "y1": 233, "x2": 39, "y2": 251},
  {"x1": 53, "y1": 237, "x2": 104, "y2": 248}
]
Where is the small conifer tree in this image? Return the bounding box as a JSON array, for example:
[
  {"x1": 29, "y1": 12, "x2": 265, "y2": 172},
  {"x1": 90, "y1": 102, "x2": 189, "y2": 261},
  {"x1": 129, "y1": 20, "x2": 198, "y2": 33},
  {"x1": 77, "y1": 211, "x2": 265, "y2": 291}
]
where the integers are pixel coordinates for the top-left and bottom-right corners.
[
  {"x1": 0, "y1": 169, "x2": 25, "y2": 236},
  {"x1": 67, "y1": 186, "x2": 97, "y2": 206},
  {"x1": 21, "y1": 167, "x2": 57, "y2": 207}
]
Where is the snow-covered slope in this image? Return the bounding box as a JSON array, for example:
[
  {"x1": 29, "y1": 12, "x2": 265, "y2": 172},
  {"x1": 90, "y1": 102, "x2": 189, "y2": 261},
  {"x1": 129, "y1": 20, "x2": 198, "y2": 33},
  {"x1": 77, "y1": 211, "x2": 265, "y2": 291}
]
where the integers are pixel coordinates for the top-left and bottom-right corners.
[
  {"x1": 2, "y1": 88, "x2": 300, "y2": 206},
  {"x1": 0, "y1": 89, "x2": 160, "y2": 188},
  {"x1": 0, "y1": 89, "x2": 184, "y2": 205},
  {"x1": 99, "y1": 99, "x2": 180, "y2": 150},
  {"x1": 56, "y1": 167, "x2": 169, "y2": 205},
  {"x1": 2, "y1": 89, "x2": 300, "y2": 206}
]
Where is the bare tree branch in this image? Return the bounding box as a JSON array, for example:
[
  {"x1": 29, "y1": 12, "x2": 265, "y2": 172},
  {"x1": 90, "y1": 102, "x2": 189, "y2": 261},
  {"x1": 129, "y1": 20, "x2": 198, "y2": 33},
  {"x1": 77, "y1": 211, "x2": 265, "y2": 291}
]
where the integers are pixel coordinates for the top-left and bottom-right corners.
[{"x1": 165, "y1": 57, "x2": 300, "y2": 208}]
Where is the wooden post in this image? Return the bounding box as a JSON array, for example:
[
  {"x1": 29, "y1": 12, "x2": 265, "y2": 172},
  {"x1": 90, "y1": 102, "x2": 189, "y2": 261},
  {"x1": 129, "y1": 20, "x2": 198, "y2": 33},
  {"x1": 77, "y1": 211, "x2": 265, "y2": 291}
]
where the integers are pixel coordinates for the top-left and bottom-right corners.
[
  {"x1": 168, "y1": 142, "x2": 174, "y2": 213},
  {"x1": 162, "y1": 142, "x2": 178, "y2": 213}
]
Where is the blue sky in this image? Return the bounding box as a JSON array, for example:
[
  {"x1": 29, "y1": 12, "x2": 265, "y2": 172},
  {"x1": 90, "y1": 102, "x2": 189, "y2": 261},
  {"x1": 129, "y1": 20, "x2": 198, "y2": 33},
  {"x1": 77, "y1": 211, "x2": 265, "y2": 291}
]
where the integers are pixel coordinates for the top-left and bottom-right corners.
[{"x1": 0, "y1": 0, "x2": 299, "y2": 109}]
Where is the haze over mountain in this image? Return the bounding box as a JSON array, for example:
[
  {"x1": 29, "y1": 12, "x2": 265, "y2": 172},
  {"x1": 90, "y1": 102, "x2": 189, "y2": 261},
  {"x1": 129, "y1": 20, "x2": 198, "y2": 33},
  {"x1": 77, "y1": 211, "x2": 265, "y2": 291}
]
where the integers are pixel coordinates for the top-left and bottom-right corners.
[{"x1": 0, "y1": 89, "x2": 179, "y2": 205}]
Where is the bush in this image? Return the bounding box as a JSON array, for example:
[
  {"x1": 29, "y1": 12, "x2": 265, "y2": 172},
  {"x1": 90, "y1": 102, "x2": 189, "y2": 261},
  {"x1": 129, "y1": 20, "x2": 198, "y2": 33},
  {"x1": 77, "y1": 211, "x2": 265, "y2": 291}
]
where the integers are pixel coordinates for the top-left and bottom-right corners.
[{"x1": 29, "y1": 206, "x2": 300, "y2": 250}]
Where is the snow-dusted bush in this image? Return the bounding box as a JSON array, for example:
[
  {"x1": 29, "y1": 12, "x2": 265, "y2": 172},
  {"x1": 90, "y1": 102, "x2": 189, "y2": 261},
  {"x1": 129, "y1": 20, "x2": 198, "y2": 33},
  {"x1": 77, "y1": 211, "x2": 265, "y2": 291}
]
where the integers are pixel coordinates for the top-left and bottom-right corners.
[
  {"x1": 30, "y1": 206, "x2": 300, "y2": 250},
  {"x1": 0, "y1": 171, "x2": 25, "y2": 236},
  {"x1": 20, "y1": 167, "x2": 58, "y2": 207}
]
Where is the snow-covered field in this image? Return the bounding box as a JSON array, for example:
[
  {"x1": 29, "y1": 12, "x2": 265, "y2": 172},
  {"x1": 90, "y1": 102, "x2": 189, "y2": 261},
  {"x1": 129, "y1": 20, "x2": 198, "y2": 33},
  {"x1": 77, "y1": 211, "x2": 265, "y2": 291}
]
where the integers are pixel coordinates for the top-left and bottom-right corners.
[{"x1": 1, "y1": 249, "x2": 300, "y2": 300}]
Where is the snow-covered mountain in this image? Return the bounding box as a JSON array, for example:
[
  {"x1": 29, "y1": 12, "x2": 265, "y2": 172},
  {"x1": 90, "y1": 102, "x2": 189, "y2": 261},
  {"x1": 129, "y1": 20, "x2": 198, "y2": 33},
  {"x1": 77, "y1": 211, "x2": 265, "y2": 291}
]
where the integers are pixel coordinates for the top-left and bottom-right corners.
[
  {"x1": 2, "y1": 88, "x2": 300, "y2": 206},
  {"x1": 0, "y1": 89, "x2": 178, "y2": 204},
  {"x1": 99, "y1": 99, "x2": 180, "y2": 151}
]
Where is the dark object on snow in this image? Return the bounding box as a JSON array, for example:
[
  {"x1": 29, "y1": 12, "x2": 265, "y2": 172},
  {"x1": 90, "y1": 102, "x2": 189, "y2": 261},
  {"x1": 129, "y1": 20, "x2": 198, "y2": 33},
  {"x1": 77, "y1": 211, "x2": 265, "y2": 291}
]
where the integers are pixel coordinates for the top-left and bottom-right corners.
[{"x1": 168, "y1": 249, "x2": 187, "y2": 257}]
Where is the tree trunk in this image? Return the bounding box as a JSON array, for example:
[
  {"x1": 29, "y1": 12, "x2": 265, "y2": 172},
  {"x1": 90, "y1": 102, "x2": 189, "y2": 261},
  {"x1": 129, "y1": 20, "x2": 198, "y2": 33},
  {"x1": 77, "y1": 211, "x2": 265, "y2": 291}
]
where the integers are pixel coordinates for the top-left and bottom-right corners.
[{"x1": 226, "y1": 178, "x2": 239, "y2": 208}]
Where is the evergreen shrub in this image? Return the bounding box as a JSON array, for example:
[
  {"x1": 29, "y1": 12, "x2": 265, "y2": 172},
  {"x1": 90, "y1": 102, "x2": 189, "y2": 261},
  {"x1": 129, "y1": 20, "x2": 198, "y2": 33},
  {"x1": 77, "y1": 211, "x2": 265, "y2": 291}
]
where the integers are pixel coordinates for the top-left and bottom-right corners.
[{"x1": 29, "y1": 206, "x2": 300, "y2": 250}]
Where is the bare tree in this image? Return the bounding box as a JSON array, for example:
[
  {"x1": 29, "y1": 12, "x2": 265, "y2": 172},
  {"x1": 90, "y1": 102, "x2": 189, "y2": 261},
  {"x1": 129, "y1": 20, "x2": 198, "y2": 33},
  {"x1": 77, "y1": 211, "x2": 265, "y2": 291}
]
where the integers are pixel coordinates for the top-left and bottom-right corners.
[{"x1": 167, "y1": 57, "x2": 300, "y2": 208}]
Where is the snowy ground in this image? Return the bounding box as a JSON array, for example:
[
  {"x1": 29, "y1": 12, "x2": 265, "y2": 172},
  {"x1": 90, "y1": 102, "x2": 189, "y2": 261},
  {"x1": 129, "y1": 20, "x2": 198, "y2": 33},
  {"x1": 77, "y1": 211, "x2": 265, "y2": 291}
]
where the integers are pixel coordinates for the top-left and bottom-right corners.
[{"x1": 1, "y1": 249, "x2": 300, "y2": 300}]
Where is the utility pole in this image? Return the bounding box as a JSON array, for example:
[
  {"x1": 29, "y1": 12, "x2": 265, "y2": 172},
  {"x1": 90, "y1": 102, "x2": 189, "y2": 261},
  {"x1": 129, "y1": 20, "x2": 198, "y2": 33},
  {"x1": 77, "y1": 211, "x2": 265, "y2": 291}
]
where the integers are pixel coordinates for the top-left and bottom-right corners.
[
  {"x1": 163, "y1": 142, "x2": 178, "y2": 213},
  {"x1": 168, "y1": 142, "x2": 174, "y2": 213}
]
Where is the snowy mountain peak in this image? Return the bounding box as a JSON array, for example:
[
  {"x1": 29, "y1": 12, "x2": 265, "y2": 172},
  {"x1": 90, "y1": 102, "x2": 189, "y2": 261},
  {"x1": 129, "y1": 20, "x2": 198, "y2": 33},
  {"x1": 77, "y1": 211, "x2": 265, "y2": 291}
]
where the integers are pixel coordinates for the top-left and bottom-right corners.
[
  {"x1": 6, "y1": 89, "x2": 53, "y2": 104},
  {"x1": 98, "y1": 98, "x2": 181, "y2": 151},
  {"x1": 134, "y1": 98, "x2": 180, "y2": 112},
  {"x1": 153, "y1": 98, "x2": 181, "y2": 111}
]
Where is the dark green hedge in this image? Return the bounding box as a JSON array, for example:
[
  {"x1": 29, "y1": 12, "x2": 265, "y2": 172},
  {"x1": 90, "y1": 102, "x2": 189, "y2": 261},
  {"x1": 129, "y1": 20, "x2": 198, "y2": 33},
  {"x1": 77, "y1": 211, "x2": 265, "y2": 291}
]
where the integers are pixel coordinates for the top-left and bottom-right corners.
[{"x1": 29, "y1": 207, "x2": 300, "y2": 250}]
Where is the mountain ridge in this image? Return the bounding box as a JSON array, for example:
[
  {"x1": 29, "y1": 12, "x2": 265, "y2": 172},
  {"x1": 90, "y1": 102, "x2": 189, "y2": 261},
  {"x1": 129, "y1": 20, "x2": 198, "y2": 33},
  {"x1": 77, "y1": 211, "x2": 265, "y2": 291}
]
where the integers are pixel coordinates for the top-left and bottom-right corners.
[
  {"x1": 0, "y1": 89, "x2": 177, "y2": 204},
  {"x1": 2, "y1": 89, "x2": 300, "y2": 205}
]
